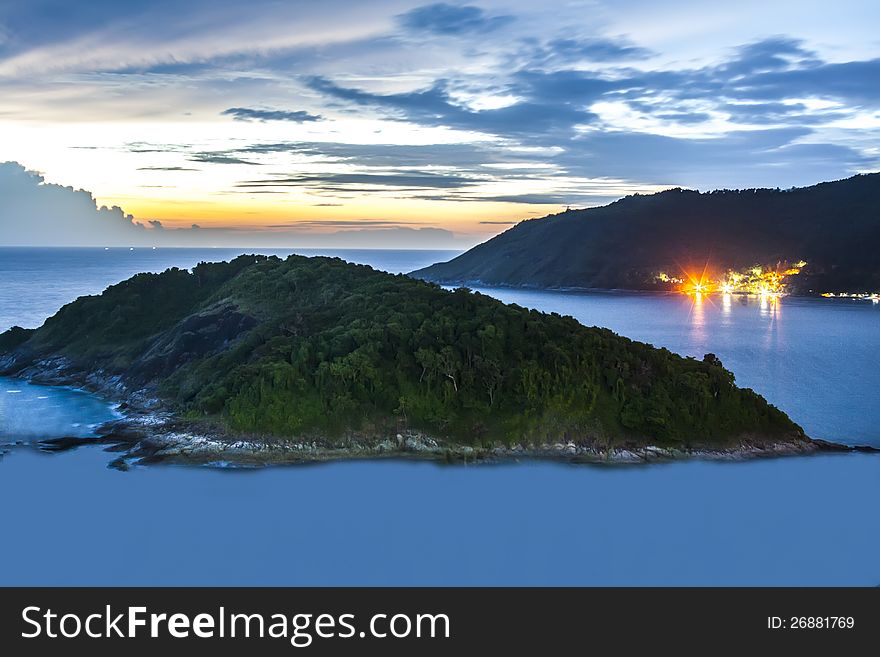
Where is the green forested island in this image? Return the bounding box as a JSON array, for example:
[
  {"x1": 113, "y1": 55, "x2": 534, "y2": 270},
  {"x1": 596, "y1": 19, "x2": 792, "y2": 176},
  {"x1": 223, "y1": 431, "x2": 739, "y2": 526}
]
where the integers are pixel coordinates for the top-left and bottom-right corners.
[
  {"x1": 0, "y1": 254, "x2": 813, "y2": 464},
  {"x1": 413, "y1": 173, "x2": 880, "y2": 294}
]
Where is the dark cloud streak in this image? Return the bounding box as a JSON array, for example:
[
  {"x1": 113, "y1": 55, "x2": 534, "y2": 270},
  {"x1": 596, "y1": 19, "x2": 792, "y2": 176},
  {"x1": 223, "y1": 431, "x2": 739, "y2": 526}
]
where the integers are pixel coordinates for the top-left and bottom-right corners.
[
  {"x1": 137, "y1": 165, "x2": 200, "y2": 171},
  {"x1": 221, "y1": 107, "x2": 322, "y2": 122},
  {"x1": 237, "y1": 171, "x2": 485, "y2": 190},
  {"x1": 397, "y1": 3, "x2": 514, "y2": 35}
]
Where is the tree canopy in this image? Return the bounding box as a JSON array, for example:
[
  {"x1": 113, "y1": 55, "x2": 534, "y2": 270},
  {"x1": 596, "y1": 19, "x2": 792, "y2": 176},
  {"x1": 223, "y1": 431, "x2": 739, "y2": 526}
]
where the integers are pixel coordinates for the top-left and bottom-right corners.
[{"x1": 2, "y1": 254, "x2": 801, "y2": 447}]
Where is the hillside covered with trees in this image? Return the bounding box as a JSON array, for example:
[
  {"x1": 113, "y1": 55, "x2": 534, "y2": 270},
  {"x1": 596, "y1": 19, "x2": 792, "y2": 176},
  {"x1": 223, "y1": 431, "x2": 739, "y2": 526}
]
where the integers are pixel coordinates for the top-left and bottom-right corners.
[
  {"x1": 412, "y1": 173, "x2": 880, "y2": 294},
  {"x1": 0, "y1": 255, "x2": 803, "y2": 450}
]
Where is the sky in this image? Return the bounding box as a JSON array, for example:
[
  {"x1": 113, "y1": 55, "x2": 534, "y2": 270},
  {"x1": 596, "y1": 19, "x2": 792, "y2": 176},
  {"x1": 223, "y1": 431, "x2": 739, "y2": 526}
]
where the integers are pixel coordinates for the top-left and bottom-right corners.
[{"x1": 0, "y1": 0, "x2": 878, "y2": 247}]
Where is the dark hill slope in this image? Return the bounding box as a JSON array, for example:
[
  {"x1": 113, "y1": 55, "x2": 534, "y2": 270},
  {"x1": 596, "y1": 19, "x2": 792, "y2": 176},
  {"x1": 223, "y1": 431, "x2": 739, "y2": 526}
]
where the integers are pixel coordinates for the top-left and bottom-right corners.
[{"x1": 413, "y1": 173, "x2": 880, "y2": 293}]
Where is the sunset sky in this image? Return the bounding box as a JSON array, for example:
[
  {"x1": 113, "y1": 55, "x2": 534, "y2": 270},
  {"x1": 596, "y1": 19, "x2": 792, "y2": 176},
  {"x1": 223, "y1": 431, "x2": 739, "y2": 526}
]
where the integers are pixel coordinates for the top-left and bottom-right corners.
[{"x1": 1, "y1": 0, "x2": 878, "y2": 247}]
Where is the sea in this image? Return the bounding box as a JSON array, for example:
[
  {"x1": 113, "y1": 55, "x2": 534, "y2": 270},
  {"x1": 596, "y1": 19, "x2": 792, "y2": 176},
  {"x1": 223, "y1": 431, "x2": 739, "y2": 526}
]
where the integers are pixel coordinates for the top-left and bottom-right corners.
[{"x1": 0, "y1": 247, "x2": 878, "y2": 585}]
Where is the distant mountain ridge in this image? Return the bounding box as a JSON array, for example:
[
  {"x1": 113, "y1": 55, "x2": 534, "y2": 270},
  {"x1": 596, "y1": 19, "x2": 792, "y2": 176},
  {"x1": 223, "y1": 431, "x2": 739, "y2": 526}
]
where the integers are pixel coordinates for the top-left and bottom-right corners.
[{"x1": 412, "y1": 173, "x2": 880, "y2": 294}]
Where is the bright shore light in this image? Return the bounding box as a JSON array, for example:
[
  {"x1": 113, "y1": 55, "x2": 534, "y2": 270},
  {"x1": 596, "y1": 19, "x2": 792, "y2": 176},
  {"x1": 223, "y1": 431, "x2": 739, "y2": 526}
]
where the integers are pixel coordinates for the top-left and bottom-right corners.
[{"x1": 660, "y1": 259, "x2": 809, "y2": 297}]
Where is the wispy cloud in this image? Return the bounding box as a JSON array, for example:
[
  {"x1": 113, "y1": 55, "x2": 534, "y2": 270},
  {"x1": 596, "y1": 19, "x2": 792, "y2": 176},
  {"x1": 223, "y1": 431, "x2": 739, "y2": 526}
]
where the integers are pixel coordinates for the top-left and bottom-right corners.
[
  {"x1": 237, "y1": 170, "x2": 485, "y2": 191},
  {"x1": 526, "y1": 36, "x2": 654, "y2": 65},
  {"x1": 221, "y1": 107, "x2": 322, "y2": 122},
  {"x1": 188, "y1": 152, "x2": 260, "y2": 165},
  {"x1": 397, "y1": 3, "x2": 514, "y2": 35},
  {"x1": 137, "y1": 166, "x2": 200, "y2": 171},
  {"x1": 267, "y1": 219, "x2": 424, "y2": 229}
]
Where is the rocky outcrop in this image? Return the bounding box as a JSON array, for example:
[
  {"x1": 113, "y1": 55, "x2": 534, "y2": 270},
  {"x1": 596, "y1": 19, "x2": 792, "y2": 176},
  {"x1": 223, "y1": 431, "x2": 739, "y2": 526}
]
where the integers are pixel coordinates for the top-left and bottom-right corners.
[{"x1": 129, "y1": 304, "x2": 257, "y2": 383}]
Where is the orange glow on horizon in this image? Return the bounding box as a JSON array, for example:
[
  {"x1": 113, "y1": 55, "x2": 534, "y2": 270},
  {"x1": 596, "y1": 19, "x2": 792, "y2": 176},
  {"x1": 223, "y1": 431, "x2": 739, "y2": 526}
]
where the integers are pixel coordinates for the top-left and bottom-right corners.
[{"x1": 104, "y1": 194, "x2": 540, "y2": 237}]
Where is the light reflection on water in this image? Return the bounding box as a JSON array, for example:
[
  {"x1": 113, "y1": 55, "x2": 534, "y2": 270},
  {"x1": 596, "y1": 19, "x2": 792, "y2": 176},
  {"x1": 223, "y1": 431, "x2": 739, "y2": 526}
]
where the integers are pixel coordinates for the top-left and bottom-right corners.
[{"x1": 689, "y1": 291, "x2": 706, "y2": 346}]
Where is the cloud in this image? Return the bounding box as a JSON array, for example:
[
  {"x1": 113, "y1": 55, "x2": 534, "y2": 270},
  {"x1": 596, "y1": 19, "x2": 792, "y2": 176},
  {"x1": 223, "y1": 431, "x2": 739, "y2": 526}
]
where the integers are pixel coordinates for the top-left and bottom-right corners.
[
  {"x1": 0, "y1": 161, "x2": 471, "y2": 248},
  {"x1": 397, "y1": 3, "x2": 514, "y2": 35},
  {"x1": 529, "y1": 37, "x2": 654, "y2": 65},
  {"x1": 126, "y1": 142, "x2": 182, "y2": 153},
  {"x1": 719, "y1": 36, "x2": 820, "y2": 77},
  {"x1": 188, "y1": 152, "x2": 260, "y2": 165},
  {"x1": 721, "y1": 101, "x2": 849, "y2": 125},
  {"x1": 306, "y1": 36, "x2": 880, "y2": 138},
  {"x1": 555, "y1": 128, "x2": 874, "y2": 189},
  {"x1": 0, "y1": 161, "x2": 147, "y2": 246},
  {"x1": 106, "y1": 60, "x2": 220, "y2": 76},
  {"x1": 221, "y1": 107, "x2": 322, "y2": 122},
  {"x1": 301, "y1": 35, "x2": 879, "y2": 189},
  {"x1": 236, "y1": 170, "x2": 484, "y2": 191},
  {"x1": 724, "y1": 57, "x2": 880, "y2": 105},
  {"x1": 305, "y1": 76, "x2": 597, "y2": 138},
  {"x1": 478, "y1": 193, "x2": 579, "y2": 205},
  {"x1": 137, "y1": 165, "x2": 200, "y2": 171},
  {"x1": 0, "y1": 0, "x2": 396, "y2": 78},
  {"x1": 81, "y1": 31, "x2": 877, "y2": 208},
  {"x1": 237, "y1": 141, "x2": 506, "y2": 168},
  {"x1": 267, "y1": 219, "x2": 424, "y2": 229},
  {"x1": 3, "y1": 1, "x2": 877, "y2": 219}
]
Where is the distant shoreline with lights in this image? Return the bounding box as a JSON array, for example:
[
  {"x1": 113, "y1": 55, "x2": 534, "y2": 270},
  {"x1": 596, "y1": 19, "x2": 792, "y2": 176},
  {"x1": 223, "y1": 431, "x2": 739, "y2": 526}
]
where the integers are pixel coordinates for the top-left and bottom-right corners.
[
  {"x1": 448, "y1": 278, "x2": 880, "y2": 302},
  {"x1": 412, "y1": 173, "x2": 880, "y2": 297},
  {"x1": 431, "y1": 255, "x2": 879, "y2": 301},
  {"x1": 654, "y1": 262, "x2": 879, "y2": 301}
]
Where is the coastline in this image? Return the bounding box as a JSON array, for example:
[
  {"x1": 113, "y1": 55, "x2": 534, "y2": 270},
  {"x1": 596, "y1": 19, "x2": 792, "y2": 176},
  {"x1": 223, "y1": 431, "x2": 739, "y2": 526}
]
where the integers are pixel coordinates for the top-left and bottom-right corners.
[
  {"x1": 417, "y1": 276, "x2": 880, "y2": 301},
  {"x1": 6, "y1": 357, "x2": 870, "y2": 469},
  {"x1": 39, "y1": 408, "x2": 869, "y2": 470}
]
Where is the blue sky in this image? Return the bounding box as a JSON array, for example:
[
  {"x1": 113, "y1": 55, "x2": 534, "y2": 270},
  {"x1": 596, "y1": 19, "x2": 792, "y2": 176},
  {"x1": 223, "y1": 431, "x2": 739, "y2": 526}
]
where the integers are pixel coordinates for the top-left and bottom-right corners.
[{"x1": 0, "y1": 0, "x2": 878, "y2": 246}]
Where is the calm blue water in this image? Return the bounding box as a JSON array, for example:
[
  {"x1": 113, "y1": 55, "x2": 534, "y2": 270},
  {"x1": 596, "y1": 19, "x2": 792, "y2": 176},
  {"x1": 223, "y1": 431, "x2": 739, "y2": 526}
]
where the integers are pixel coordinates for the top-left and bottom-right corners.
[
  {"x1": 0, "y1": 378, "x2": 118, "y2": 443},
  {"x1": 0, "y1": 248, "x2": 877, "y2": 585},
  {"x1": 0, "y1": 448, "x2": 876, "y2": 586}
]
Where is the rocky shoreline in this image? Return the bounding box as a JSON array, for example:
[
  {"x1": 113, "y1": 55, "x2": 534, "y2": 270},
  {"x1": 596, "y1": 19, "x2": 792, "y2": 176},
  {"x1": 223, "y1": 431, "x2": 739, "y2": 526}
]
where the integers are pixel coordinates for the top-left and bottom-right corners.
[
  {"x1": 4, "y1": 355, "x2": 874, "y2": 469},
  {"x1": 39, "y1": 410, "x2": 870, "y2": 471}
]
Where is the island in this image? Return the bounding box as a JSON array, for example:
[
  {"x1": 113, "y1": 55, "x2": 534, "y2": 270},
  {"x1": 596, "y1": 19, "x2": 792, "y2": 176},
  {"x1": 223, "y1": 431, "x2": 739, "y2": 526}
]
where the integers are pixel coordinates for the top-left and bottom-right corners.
[
  {"x1": 0, "y1": 254, "x2": 833, "y2": 467},
  {"x1": 412, "y1": 173, "x2": 880, "y2": 297}
]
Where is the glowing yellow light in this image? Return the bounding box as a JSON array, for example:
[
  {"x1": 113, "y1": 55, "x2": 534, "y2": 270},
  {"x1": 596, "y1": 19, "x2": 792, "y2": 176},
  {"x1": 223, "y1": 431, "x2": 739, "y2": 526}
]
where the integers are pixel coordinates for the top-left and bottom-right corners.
[{"x1": 675, "y1": 258, "x2": 805, "y2": 298}]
